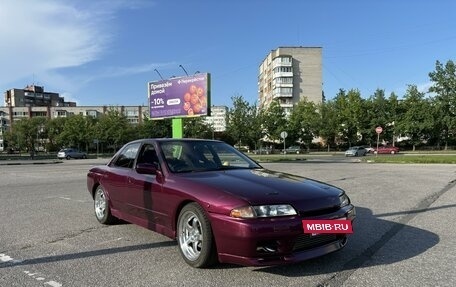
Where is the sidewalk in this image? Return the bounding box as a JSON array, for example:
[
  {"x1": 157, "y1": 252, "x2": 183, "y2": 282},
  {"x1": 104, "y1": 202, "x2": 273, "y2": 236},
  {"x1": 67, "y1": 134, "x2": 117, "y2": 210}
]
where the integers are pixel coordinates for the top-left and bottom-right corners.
[{"x1": 0, "y1": 159, "x2": 63, "y2": 165}]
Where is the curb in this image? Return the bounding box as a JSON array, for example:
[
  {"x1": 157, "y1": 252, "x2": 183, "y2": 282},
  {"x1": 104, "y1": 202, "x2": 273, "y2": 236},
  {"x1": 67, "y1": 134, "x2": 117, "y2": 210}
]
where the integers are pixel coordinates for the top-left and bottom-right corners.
[{"x1": 0, "y1": 160, "x2": 63, "y2": 166}]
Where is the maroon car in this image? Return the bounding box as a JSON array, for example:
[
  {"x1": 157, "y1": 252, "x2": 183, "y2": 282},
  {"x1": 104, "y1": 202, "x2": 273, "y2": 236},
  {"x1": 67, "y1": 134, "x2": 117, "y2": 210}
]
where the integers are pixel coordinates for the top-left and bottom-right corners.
[
  {"x1": 87, "y1": 139, "x2": 356, "y2": 267},
  {"x1": 374, "y1": 146, "x2": 400, "y2": 154}
]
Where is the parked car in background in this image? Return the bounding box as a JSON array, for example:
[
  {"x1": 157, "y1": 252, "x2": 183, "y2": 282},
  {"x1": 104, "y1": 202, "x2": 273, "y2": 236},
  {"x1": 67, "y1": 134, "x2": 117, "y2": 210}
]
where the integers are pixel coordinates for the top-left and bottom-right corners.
[
  {"x1": 57, "y1": 148, "x2": 87, "y2": 160},
  {"x1": 284, "y1": 145, "x2": 304, "y2": 154},
  {"x1": 87, "y1": 138, "x2": 356, "y2": 268},
  {"x1": 374, "y1": 146, "x2": 400, "y2": 154},
  {"x1": 253, "y1": 146, "x2": 272, "y2": 154},
  {"x1": 344, "y1": 146, "x2": 368, "y2": 157},
  {"x1": 361, "y1": 145, "x2": 375, "y2": 153}
]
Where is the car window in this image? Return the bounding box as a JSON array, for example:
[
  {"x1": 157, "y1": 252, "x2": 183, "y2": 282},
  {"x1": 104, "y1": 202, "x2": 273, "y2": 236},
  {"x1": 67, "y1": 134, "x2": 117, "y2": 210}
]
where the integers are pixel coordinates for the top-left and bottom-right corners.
[
  {"x1": 137, "y1": 144, "x2": 160, "y2": 169},
  {"x1": 112, "y1": 142, "x2": 140, "y2": 169},
  {"x1": 160, "y1": 141, "x2": 259, "y2": 173}
]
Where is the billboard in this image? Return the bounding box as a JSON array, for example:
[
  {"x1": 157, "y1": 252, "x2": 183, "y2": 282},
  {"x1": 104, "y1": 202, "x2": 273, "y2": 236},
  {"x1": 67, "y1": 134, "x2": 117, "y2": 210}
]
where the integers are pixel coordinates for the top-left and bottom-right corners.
[{"x1": 148, "y1": 73, "x2": 210, "y2": 119}]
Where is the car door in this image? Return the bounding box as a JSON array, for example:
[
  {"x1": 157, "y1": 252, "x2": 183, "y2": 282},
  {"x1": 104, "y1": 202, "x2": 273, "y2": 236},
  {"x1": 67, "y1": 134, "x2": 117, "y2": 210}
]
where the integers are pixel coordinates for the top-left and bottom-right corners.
[
  {"x1": 104, "y1": 142, "x2": 141, "y2": 217},
  {"x1": 125, "y1": 143, "x2": 166, "y2": 230}
]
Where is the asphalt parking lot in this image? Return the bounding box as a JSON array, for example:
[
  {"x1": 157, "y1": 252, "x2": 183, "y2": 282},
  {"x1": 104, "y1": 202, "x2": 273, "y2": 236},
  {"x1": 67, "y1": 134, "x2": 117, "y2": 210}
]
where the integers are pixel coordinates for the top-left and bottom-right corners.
[{"x1": 0, "y1": 158, "x2": 455, "y2": 286}]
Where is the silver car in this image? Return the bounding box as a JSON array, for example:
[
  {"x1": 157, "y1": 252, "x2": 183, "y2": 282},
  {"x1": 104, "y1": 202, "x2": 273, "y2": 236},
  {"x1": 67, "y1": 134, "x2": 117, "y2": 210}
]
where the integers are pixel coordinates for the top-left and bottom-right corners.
[
  {"x1": 57, "y1": 148, "x2": 87, "y2": 160},
  {"x1": 344, "y1": 146, "x2": 368, "y2": 157}
]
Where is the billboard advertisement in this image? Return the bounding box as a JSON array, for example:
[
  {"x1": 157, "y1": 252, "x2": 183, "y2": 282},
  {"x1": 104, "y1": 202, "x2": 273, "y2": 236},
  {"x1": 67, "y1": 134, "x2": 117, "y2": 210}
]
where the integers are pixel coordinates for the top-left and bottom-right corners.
[{"x1": 148, "y1": 73, "x2": 210, "y2": 119}]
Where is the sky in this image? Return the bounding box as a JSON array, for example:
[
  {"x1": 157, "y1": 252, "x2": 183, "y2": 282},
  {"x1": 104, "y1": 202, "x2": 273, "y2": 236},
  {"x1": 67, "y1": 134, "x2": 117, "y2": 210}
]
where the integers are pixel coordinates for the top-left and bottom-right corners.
[{"x1": 1, "y1": 0, "x2": 455, "y2": 108}]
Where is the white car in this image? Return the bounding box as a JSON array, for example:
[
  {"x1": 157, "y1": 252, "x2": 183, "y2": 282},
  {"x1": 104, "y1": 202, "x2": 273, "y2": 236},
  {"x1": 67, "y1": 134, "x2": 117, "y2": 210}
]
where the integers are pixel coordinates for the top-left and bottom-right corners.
[
  {"x1": 345, "y1": 146, "x2": 368, "y2": 157},
  {"x1": 57, "y1": 148, "x2": 87, "y2": 160}
]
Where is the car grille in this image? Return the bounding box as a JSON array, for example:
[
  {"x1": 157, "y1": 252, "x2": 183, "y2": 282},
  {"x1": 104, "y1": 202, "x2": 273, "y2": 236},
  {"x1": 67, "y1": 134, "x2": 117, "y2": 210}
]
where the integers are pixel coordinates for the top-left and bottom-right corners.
[
  {"x1": 299, "y1": 206, "x2": 341, "y2": 217},
  {"x1": 292, "y1": 234, "x2": 338, "y2": 252}
]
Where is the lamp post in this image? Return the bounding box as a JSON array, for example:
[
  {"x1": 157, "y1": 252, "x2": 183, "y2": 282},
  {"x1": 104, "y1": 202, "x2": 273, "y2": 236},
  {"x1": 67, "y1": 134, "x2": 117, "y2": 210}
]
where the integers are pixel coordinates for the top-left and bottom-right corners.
[
  {"x1": 179, "y1": 65, "x2": 189, "y2": 76},
  {"x1": 154, "y1": 69, "x2": 164, "y2": 80}
]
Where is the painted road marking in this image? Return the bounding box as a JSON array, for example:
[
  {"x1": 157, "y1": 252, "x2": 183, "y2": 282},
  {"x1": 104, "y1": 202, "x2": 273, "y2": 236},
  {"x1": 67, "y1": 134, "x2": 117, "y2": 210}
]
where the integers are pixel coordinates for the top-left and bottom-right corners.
[{"x1": 1, "y1": 254, "x2": 63, "y2": 286}]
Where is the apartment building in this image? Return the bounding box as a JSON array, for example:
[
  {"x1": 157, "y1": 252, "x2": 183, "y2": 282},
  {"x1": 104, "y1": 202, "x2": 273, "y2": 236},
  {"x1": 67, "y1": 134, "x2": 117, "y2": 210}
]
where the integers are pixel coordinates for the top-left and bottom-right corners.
[
  {"x1": 0, "y1": 105, "x2": 148, "y2": 152},
  {"x1": 204, "y1": 106, "x2": 227, "y2": 132},
  {"x1": 4, "y1": 85, "x2": 76, "y2": 107},
  {"x1": 258, "y1": 47, "x2": 323, "y2": 116}
]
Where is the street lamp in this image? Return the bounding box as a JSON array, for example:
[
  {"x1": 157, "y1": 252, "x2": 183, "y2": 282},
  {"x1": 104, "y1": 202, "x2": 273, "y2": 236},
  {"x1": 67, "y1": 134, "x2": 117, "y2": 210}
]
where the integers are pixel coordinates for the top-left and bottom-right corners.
[
  {"x1": 154, "y1": 69, "x2": 164, "y2": 80},
  {"x1": 179, "y1": 65, "x2": 189, "y2": 76}
]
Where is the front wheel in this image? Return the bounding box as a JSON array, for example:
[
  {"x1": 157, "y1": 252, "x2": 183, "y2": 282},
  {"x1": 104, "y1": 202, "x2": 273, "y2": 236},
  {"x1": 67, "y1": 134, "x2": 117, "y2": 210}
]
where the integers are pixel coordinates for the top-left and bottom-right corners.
[
  {"x1": 391, "y1": 151, "x2": 396, "y2": 154},
  {"x1": 177, "y1": 203, "x2": 217, "y2": 268},
  {"x1": 94, "y1": 186, "x2": 116, "y2": 224}
]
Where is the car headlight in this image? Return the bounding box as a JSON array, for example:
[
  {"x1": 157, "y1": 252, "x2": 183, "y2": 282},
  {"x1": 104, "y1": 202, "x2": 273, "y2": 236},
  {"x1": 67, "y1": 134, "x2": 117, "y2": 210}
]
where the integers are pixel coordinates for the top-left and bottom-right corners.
[
  {"x1": 339, "y1": 193, "x2": 350, "y2": 207},
  {"x1": 230, "y1": 204, "x2": 297, "y2": 218}
]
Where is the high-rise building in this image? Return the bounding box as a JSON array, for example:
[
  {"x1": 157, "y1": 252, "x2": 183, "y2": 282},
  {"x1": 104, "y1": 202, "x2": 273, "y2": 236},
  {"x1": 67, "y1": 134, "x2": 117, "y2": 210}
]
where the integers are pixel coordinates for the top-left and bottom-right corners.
[
  {"x1": 204, "y1": 106, "x2": 227, "y2": 132},
  {"x1": 258, "y1": 47, "x2": 323, "y2": 115}
]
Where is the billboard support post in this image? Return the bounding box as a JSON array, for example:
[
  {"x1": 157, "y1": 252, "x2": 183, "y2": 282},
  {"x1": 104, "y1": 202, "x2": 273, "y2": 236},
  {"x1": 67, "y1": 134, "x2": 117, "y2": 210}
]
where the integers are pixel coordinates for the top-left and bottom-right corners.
[{"x1": 172, "y1": 118, "x2": 183, "y2": 138}]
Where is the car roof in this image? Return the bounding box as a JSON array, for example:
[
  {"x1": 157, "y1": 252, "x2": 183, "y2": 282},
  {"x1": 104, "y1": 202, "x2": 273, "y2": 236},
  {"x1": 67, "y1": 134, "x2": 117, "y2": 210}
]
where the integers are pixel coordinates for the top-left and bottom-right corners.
[{"x1": 128, "y1": 138, "x2": 224, "y2": 144}]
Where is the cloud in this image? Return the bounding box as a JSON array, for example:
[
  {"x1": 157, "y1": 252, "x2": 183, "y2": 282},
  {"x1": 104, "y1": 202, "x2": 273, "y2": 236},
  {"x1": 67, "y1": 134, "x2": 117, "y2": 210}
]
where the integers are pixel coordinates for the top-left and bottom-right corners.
[
  {"x1": 0, "y1": 0, "x2": 127, "y2": 86},
  {"x1": 79, "y1": 62, "x2": 177, "y2": 85}
]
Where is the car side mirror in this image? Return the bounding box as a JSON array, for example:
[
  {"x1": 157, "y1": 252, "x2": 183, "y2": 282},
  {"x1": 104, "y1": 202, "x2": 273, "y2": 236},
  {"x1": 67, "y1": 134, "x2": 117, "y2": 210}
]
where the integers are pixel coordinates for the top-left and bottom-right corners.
[{"x1": 136, "y1": 163, "x2": 158, "y2": 175}]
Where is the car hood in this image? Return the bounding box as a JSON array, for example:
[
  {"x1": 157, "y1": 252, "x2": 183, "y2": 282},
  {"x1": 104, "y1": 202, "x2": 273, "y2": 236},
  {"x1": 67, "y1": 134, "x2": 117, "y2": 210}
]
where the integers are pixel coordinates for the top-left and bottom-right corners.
[{"x1": 176, "y1": 168, "x2": 344, "y2": 212}]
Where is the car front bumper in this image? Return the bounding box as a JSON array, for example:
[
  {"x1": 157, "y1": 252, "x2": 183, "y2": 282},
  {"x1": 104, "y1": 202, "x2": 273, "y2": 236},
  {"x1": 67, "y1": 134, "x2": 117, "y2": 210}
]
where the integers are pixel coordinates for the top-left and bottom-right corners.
[{"x1": 209, "y1": 204, "x2": 356, "y2": 266}]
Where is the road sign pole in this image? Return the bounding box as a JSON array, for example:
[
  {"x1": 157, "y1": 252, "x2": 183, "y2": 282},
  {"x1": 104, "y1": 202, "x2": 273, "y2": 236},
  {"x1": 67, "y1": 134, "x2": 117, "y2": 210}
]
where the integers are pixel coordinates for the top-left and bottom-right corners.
[{"x1": 375, "y1": 126, "x2": 383, "y2": 157}]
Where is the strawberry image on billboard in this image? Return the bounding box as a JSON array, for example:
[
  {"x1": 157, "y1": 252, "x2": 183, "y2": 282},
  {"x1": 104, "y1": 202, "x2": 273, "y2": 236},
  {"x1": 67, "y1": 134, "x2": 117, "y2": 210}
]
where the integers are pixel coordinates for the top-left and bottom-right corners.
[{"x1": 148, "y1": 73, "x2": 210, "y2": 119}]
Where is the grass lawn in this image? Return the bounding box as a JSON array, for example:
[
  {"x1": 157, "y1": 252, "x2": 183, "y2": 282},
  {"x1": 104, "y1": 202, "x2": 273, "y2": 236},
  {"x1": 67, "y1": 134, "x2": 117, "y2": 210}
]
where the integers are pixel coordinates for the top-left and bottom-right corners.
[{"x1": 364, "y1": 154, "x2": 456, "y2": 164}]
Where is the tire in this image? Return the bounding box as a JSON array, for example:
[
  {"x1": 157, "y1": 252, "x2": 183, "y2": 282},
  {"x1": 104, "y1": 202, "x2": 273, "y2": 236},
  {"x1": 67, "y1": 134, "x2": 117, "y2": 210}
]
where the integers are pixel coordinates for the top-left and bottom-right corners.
[
  {"x1": 391, "y1": 151, "x2": 396, "y2": 154},
  {"x1": 66, "y1": 155, "x2": 71, "y2": 160},
  {"x1": 82, "y1": 154, "x2": 87, "y2": 159},
  {"x1": 94, "y1": 186, "x2": 116, "y2": 224},
  {"x1": 177, "y1": 203, "x2": 217, "y2": 268}
]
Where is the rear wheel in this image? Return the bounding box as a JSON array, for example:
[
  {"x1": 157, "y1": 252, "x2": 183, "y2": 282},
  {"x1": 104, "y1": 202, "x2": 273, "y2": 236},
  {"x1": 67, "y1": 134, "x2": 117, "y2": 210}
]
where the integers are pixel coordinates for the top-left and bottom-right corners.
[
  {"x1": 94, "y1": 186, "x2": 116, "y2": 224},
  {"x1": 177, "y1": 203, "x2": 217, "y2": 268},
  {"x1": 391, "y1": 151, "x2": 396, "y2": 154}
]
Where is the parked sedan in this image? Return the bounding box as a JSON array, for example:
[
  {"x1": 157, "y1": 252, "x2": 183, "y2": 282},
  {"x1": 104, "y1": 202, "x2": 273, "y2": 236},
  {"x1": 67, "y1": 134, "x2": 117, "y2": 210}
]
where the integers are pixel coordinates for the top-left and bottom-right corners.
[
  {"x1": 344, "y1": 146, "x2": 368, "y2": 157},
  {"x1": 284, "y1": 145, "x2": 305, "y2": 154},
  {"x1": 87, "y1": 139, "x2": 356, "y2": 268},
  {"x1": 57, "y1": 148, "x2": 87, "y2": 160},
  {"x1": 374, "y1": 146, "x2": 400, "y2": 154}
]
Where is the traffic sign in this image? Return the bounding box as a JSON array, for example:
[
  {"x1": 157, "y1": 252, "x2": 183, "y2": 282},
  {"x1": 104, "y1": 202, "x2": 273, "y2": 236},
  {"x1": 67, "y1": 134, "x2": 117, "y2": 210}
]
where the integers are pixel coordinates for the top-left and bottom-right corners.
[{"x1": 375, "y1": 126, "x2": 383, "y2": 134}]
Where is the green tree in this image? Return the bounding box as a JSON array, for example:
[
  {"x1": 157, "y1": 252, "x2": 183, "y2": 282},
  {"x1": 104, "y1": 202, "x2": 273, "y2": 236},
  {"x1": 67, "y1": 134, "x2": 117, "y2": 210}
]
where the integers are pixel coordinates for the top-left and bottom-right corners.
[
  {"x1": 319, "y1": 100, "x2": 339, "y2": 150},
  {"x1": 95, "y1": 109, "x2": 135, "y2": 152},
  {"x1": 262, "y1": 100, "x2": 287, "y2": 145},
  {"x1": 58, "y1": 114, "x2": 95, "y2": 151},
  {"x1": 428, "y1": 60, "x2": 456, "y2": 149},
  {"x1": 333, "y1": 89, "x2": 365, "y2": 146},
  {"x1": 246, "y1": 103, "x2": 265, "y2": 151},
  {"x1": 10, "y1": 117, "x2": 47, "y2": 154},
  {"x1": 183, "y1": 117, "x2": 213, "y2": 138},
  {"x1": 46, "y1": 117, "x2": 67, "y2": 151},
  {"x1": 288, "y1": 99, "x2": 320, "y2": 151},
  {"x1": 226, "y1": 95, "x2": 255, "y2": 148},
  {"x1": 396, "y1": 85, "x2": 434, "y2": 150},
  {"x1": 136, "y1": 118, "x2": 172, "y2": 139},
  {"x1": 365, "y1": 89, "x2": 389, "y2": 144}
]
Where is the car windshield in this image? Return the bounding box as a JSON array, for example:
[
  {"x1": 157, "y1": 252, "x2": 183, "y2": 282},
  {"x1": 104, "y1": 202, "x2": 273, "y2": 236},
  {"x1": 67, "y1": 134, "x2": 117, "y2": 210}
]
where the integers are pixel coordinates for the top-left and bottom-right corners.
[{"x1": 159, "y1": 140, "x2": 261, "y2": 173}]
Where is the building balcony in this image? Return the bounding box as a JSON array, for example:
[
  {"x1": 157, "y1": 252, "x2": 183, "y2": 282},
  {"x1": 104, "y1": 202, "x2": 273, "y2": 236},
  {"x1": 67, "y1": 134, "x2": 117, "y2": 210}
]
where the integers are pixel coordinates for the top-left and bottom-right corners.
[
  {"x1": 272, "y1": 82, "x2": 293, "y2": 88},
  {"x1": 272, "y1": 57, "x2": 292, "y2": 69},
  {"x1": 272, "y1": 93, "x2": 293, "y2": 99},
  {"x1": 272, "y1": 71, "x2": 293, "y2": 79}
]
